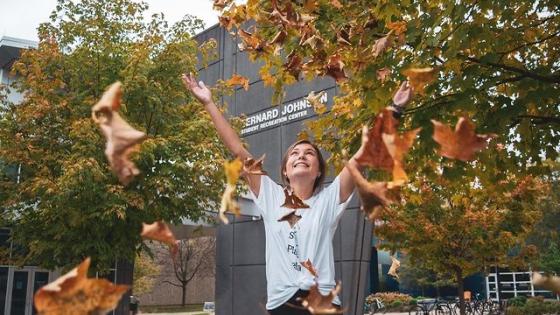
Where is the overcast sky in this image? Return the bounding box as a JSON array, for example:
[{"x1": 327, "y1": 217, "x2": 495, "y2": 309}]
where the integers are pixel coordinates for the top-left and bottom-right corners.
[{"x1": 0, "y1": 0, "x2": 221, "y2": 41}]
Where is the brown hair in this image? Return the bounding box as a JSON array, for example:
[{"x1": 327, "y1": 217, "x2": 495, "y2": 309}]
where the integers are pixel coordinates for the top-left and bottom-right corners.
[{"x1": 280, "y1": 140, "x2": 326, "y2": 192}]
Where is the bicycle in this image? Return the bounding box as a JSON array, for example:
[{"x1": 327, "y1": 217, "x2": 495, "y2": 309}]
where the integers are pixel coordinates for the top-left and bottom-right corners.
[{"x1": 365, "y1": 298, "x2": 386, "y2": 314}]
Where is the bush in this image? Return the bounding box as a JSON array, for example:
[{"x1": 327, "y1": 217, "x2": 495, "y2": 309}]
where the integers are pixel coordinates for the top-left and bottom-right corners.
[
  {"x1": 365, "y1": 292, "x2": 414, "y2": 311},
  {"x1": 506, "y1": 298, "x2": 560, "y2": 315},
  {"x1": 508, "y1": 296, "x2": 527, "y2": 307}
]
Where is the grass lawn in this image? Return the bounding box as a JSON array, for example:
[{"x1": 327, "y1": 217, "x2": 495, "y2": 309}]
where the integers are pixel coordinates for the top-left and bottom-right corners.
[{"x1": 139, "y1": 303, "x2": 204, "y2": 313}]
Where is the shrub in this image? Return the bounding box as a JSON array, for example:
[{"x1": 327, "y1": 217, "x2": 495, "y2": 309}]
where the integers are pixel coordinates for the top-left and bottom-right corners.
[
  {"x1": 365, "y1": 292, "x2": 413, "y2": 307},
  {"x1": 508, "y1": 296, "x2": 527, "y2": 307},
  {"x1": 505, "y1": 298, "x2": 560, "y2": 315}
]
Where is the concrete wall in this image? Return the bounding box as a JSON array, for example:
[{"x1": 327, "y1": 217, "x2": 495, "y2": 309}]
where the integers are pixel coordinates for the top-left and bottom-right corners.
[{"x1": 195, "y1": 25, "x2": 373, "y2": 315}]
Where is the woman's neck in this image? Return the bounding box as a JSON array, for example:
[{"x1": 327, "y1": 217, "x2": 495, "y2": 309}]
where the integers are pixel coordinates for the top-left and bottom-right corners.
[{"x1": 290, "y1": 180, "x2": 315, "y2": 200}]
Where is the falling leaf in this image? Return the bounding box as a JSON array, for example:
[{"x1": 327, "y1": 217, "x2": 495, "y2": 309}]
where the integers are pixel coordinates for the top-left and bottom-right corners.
[
  {"x1": 344, "y1": 159, "x2": 398, "y2": 221},
  {"x1": 278, "y1": 210, "x2": 302, "y2": 228},
  {"x1": 34, "y1": 258, "x2": 129, "y2": 315},
  {"x1": 331, "y1": 0, "x2": 343, "y2": 8},
  {"x1": 91, "y1": 82, "x2": 147, "y2": 186},
  {"x1": 402, "y1": 67, "x2": 437, "y2": 95},
  {"x1": 141, "y1": 221, "x2": 178, "y2": 256},
  {"x1": 307, "y1": 90, "x2": 327, "y2": 114},
  {"x1": 225, "y1": 74, "x2": 250, "y2": 91},
  {"x1": 355, "y1": 110, "x2": 397, "y2": 171},
  {"x1": 243, "y1": 154, "x2": 267, "y2": 176},
  {"x1": 336, "y1": 28, "x2": 351, "y2": 46},
  {"x1": 376, "y1": 67, "x2": 391, "y2": 83},
  {"x1": 372, "y1": 34, "x2": 391, "y2": 58},
  {"x1": 282, "y1": 187, "x2": 310, "y2": 209},
  {"x1": 284, "y1": 50, "x2": 303, "y2": 79},
  {"x1": 299, "y1": 283, "x2": 343, "y2": 314},
  {"x1": 387, "y1": 255, "x2": 401, "y2": 280},
  {"x1": 532, "y1": 272, "x2": 560, "y2": 294},
  {"x1": 300, "y1": 259, "x2": 319, "y2": 278},
  {"x1": 432, "y1": 117, "x2": 497, "y2": 162},
  {"x1": 219, "y1": 158, "x2": 244, "y2": 224},
  {"x1": 382, "y1": 128, "x2": 421, "y2": 185},
  {"x1": 325, "y1": 54, "x2": 347, "y2": 82}
]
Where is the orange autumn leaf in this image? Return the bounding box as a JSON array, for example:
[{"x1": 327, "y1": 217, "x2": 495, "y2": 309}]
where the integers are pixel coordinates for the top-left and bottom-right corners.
[
  {"x1": 376, "y1": 67, "x2": 391, "y2": 83},
  {"x1": 401, "y1": 67, "x2": 437, "y2": 95},
  {"x1": 382, "y1": 128, "x2": 421, "y2": 185},
  {"x1": 532, "y1": 273, "x2": 560, "y2": 294},
  {"x1": 213, "y1": 0, "x2": 233, "y2": 10},
  {"x1": 282, "y1": 187, "x2": 310, "y2": 209},
  {"x1": 331, "y1": 0, "x2": 343, "y2": 8},
  {"x1": 299, "y1": 283, "x2": 343, "y2": 314},
  {"x1": 141, "y1": 221, "x2": 178, "y2": 255},
  {"x1": 237, "y1": 28, "x2": 265, "y2": 52},
  {"x1": 344, "y1": 159, "x2": 398, "y2": 221},
  {"x1": 219, "y1": 158, "x2": 244, "y2": 224},
  {"x1": 243, "y1": 154, "x2": 267, "y2": 176},
  {"x1": 432, "y1": 117, "x2": 497, "y2": 162},
  {"x1": 300, "y1": 259, "x2": 319, "y2": 278},
  {"x1": 278, "y1": 209, "x2": 302, "y2": 228},
  {"x1": 387, "y1": 255, "x2": 401, "y2": 281},
  {"x1": 34, "y1": 258, "x2": 129, "y2": 315},
  {"x1": 225, "y1": 74, "x2": 250, "y2": 91},
  {"x1": 387, "y1": 21, "x2": 407, "y2": 36},
  {"x1": 355, "y1": 109, "x2": 397, "y2": 171},
  {"x1": 92, "y1": 82, "x2": 147, "y2": 186}
]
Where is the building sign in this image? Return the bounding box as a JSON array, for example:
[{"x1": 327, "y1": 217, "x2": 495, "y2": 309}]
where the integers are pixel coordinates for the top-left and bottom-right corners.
[{"x1": 240, "y1": 91, "x2": 329, "y2": 135}]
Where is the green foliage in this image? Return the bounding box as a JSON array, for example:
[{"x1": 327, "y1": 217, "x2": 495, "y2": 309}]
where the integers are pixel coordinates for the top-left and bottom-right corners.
[
  {"x1": 507, "y1": 297, "x2": 560, "y2": 315},
  {"x1": 0, "y1": 0, "x2": 226, "y2": 271},
  {"x1": 133, "y1": 251, "x2": 160, "y2": 295},
  {"x1": 508, "y1": 296, "x2": 528, "y2": 307}
]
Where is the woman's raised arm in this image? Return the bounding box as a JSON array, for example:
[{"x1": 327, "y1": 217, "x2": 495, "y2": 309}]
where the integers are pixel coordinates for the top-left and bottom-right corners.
[{"x1": 182, "y1": 73, "x2": 262, "y2": 195}]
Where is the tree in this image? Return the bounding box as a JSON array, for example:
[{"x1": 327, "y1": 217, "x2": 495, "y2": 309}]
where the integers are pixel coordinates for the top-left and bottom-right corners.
[
  {"x1": 0, "y1": 0, "x2": 227, "y2": 272},
  {"x1": 399, "y1": 255, "x2": 455, "y2": 297},
  {"x1": 214, "y1": 0, "x2": 560, "y2": 172},
  {"x1": 162, "y1": 237, "x2": 216, "y2": 306},
  {"x1": 213, "y1": 2, "x2": 559, "y2": 313},
  {"x1": 375, "y1": 158, "x2": 549, "y2": 314},
  {"x1": 133, "y1": 252, "x2": 161, "y2": 295}
]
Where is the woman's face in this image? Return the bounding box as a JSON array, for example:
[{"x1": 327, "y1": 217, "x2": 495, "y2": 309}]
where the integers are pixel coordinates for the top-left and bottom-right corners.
[{"x1": 284, "y1": 143, "x2": 320, "y2": 183}]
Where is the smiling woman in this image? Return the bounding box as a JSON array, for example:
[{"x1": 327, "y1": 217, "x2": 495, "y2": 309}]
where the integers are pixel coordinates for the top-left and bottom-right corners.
[{"x1": 182, "y1": 72, "x2": 413, "y2": 314}]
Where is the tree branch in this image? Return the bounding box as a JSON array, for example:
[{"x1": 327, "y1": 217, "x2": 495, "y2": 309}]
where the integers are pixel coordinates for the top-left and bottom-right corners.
[
  {"x1": 162, "y1": 280, "x2": 182, "y2": 288},
  {"x1": 463, "y1": 56, "x2": 560, "y2": 84},
  {"x1": 499, "y1": 30, "x2": 560, "y2": 55}
]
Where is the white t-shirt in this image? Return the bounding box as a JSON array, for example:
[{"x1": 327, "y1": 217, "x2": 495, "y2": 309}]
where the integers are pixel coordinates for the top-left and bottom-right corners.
[{"x1": 249, "y1": 175, "x2": 353, "y2": 310}]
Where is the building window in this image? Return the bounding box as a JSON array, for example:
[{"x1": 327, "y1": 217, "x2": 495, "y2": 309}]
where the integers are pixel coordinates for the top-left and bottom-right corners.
[{"x1": 486, "y1": 271, "x2": 560, "y2": 300}]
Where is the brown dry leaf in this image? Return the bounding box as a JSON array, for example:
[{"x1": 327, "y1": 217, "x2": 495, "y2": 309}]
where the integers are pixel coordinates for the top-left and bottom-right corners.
[
  {"x1": 34, "y1": 258, "x2": 129, "y2": 315},
  {"x1": 282, "y1": 187, "x2": 310, "y2": 209},
  {"x1": 278, "y1": 210, "x2": 302, "y2": 228},
  {"x1": 532, "y1": 272, "x2": 560, "y2": 294},
  {"x1": 92, "y1": 82, "x2": 147, "y2": 186},
  {"x1": 300, "y1": 259, "x2": 319, "y2": 278},
  {"x1": 225, "y1": 74, "x2": 250, "y2": 91},
  {"x1": 344, "y1": 160, "x2": 397, "y2": 221},
  {"x1": 355, "y1": 109, "x2": 397, "y2": 171},
  {"x1": 304, "y1": 0, "x2": 318, "y2": 11},
  {"x1": 372, "y1": 34, "x2": 391, "y2": 58},
  {"x1": 307, "y1": 90, "x2": 327, "y2": 115},
  {"x1": 401, "y1": 67, "x2": 437, "y2": 95},
  {"x1": 141, "y1": 221, "x2": 178, "y2": 255},
  {"x1": 219, "y1": 158, "x2": 244, "y2": 224},
  {"x1": 325, "y1": 54, "x2": 347, "y2": 82},
  {"x1": 269, "y1": 30, "x2": 287, "y2": 45},
  {"x1": 284, "y1": 50, "x2": 303, "y2": 79},
  {"x1": 432, "y1": 117, "x2": 497, "y2": 162},
  {"x1": 376, "y1": 67, "x2": 391, "y2": 83},
  {"x1": 382, "y1": 128, "x2": 421, "y2": 185},
  {"x1": 300, "y1": 283, "x2": 343, "y2": 314},
  {"x1": 237, "y1": 28, "x2": 265, "y2": 52},
  {"x1": 387, "y1": 255, "x2": 401, "y2": 281},
  {"x1": 213, "y1": 0, "x2": 232, "y2": 10},
  {"x1": 243, "y1": 154, "x2": 267, "y2": 176}
]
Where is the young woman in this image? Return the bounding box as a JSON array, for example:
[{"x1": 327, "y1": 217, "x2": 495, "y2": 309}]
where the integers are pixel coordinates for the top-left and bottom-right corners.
[{"x1": 182, "y1": 73, "x2": 412, "y2": 314}]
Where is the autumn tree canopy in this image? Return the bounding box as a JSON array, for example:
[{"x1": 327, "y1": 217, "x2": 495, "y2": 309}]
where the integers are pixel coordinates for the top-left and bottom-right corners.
[{"x1": 0, "y1": 0, "x2": 227, "y2": 271}]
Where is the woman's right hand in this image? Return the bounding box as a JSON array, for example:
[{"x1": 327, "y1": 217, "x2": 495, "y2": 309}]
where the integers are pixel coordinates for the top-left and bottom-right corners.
[{"x1": 182, "y1": 73, "x2": 213, "y2": 105}]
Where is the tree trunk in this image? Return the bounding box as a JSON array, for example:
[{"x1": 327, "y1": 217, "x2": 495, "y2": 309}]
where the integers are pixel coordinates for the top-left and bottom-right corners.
[
  {"x1": 181, "y1": 283, "x2": 187, "y2": 307},
  {"x1": 455, "y1": 269, "x2": 466, "y2": 315}
]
